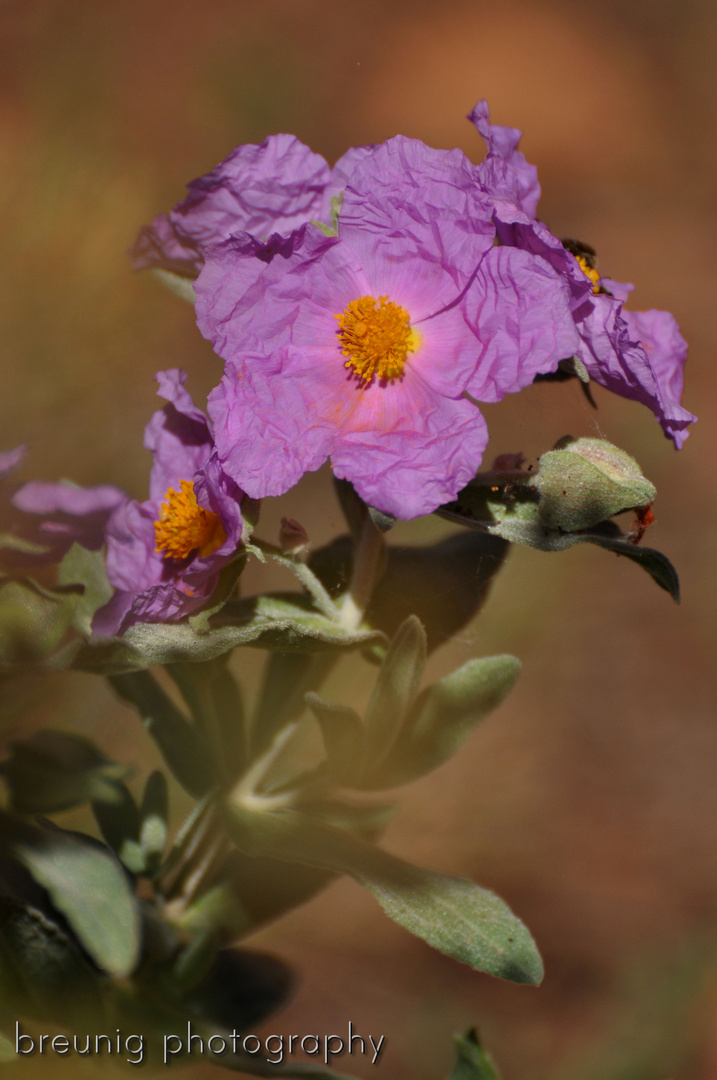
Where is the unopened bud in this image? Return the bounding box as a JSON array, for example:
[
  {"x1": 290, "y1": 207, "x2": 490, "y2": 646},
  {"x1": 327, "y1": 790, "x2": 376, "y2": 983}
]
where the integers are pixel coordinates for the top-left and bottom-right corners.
[
  {"x1": 535, "y1": 437, "x2": 656, "y2": 532},
  {"x1": 279, "y1": 517, "x2": 309, "y2": 555}
]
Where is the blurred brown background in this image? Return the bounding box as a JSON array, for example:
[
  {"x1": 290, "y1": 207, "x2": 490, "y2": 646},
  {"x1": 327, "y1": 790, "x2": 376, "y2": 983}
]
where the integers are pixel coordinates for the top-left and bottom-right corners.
[{"x1": 1, "y1": 0, "x2": 716, "y2": 1077}]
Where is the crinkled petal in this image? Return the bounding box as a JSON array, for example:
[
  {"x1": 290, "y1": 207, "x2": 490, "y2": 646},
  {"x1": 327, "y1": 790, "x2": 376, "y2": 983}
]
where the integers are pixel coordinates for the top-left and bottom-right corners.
[
  {"x1": 331, "y1": 375, "x2": 489, "y2": 518},
  {"x1": 340, "y1": 136, "x2": 495, "y2": 307},
  {"x1": 327, "y1": 145, "x2": 376, "y2": 193},
  {"x1": 463, "y1": 246, "x2": 580, "y2": 401},
  {"x1": 468, "y1": 99, "x2": 541, "y2": 218},
  {"x1": 131, "y1": 134, "x2": 330, "y2": 276},
  {"x1": 622, "y1": 309, "x2": 688, "y2": 407},
  {"x1": 92, "y1": 577, "x2": 218, "y2": 637},
  {"x1": 12, "y1": 481, "x2": 125, "y2": 519},
  {"x1": 196, "y1": 226, "x2": 346, "y2": 357},
  {"x1": 129, "y1": 213, "x2": 203, "y2": 277},
  {"x1": 7, "y1": 480, "x2": 126, "y2": 561},
  {"x1": 145, "y1": 370, "x2": 213, "y2": 504},
  {"x1": 104, "y1": 499, "x2": 166, "y2": 594},
  {"x1": 576, "y1": 299, "x2": 695, "y2": 447},
  {"x1": 208, "y1": 352, "x2": 336, "y2": 498}
]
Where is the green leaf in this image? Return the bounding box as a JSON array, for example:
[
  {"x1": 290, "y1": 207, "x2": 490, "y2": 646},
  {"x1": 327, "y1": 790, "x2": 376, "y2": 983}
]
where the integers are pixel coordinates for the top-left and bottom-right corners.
[
  {"x1": 109, "y1": 671, "x2": 214, "y2": 797},
  {"x1": 439, "y1": 481, "x2": 679, "y2": 601},
  {"x1": 223, "y1": 807, "x2": 542, "y2": 985},
  {"x1": 167, "y1": 658, "x2": 248, "y2": 781},
  {"x1": 1, "y1": 730, "x2": 129, "y2": 813},
  {"x1": 139, "y1": 770, "x2": 169, "y2": 873},
  {"x1": 70, "y1": 593, "x2": 385, "y2": 675},
  {"x1": 366, "y1": 655, "x2": 521, "y2": 789},
  {"x1": 305, "y1": 693, "x2": 365, "y2": 787},
  {"x1": 447, "y1": 1029, "x2": 503, "y2": 1080},
  {"x1": 363, "y1": 616, "x2": 426, "y2": 766},
  {"x1": 57, "y1": 542, "x2": 113, "y2": 635},
  {"x1": 357, "y1": 863, "x2": 542, "y2": 986},
  {"x1": 14, "y1": 827, "x2": 141, "y2": 977},
  {"x1": 92, "y1": 781, "x2": 144, "y2": 873}
]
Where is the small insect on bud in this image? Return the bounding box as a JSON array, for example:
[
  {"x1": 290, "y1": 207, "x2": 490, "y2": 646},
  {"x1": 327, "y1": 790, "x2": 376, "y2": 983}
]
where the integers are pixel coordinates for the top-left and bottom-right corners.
[
  {"x1": 279, "y1": 517, "x2": 309, "y2": 555},
  {"x1": 535, "y1": 437, "x2": 656, "y2": 532}
]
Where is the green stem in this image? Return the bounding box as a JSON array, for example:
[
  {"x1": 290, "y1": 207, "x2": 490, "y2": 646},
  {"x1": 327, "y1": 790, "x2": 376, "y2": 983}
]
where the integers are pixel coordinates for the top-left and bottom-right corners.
[
  {"x1": 339, "y1": 513, "x2": 384, "y2": 630},
  {"x1": 252, "y1": 538, "x2": 339, "y2": 621}
]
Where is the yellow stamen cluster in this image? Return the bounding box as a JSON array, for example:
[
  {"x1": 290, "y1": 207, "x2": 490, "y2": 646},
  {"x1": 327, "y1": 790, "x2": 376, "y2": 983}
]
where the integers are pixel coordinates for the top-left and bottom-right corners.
[
  {"x1": 576, "y1": 255, "x2": 601, "y2": 294},
  {"x1": 154, "y1": 479, "x2": 226, "y2": 561},
  {"x1": 335, "y1": 295, "x2": 418, "y2": 383}
]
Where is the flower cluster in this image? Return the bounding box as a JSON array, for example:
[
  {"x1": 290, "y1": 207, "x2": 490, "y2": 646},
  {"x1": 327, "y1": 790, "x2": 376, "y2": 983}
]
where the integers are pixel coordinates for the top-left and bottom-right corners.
[{"x1": 3, "y1": 99, "x2": 694, "y2": 634}]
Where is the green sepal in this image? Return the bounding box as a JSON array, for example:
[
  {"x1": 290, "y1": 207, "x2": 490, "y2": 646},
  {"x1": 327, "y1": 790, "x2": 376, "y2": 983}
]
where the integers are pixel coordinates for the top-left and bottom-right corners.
[
  {"x1": 57, "y1": 542, "x2": 113, "y2": 635},
  {"x1": 363, "y1": 615, "x2": 426, "y2": 766},
  {"x1": 439, "y1": 473, "x2": 679, "y2": 601},
  {"x1": 109, "y1": 670, "x2": 214, "y2": 797},
  {"x1": 535, "y1": 437, "x2": 656, "y2": 531},
  {"x1": 70, "y1": 593, "x2": 386, "y2": 675},
  {"x1": 447, "y1": 1029, "x2": 503, "y2": 1080},
  {"x1": 364, "y1": 655, "x2": 521, "y2": 790},
  {"x1": 0, "y1": 729, "x2": 130, "y2": 814},
  {"x1": 6, "y1": 815, "x2": 141, "y2": 977},
  {"x1": 223, "y1": 806, "x2": 543, "y2": 985},
  {"x1": 310, "y1": 192, "x2": 344, "y2": 238}
]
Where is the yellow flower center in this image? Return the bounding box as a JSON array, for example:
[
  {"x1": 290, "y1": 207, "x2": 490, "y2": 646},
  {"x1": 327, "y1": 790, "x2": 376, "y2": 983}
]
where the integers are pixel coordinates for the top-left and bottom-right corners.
[
  {"x1": 576, "y1": 254, "x2": 601, "y2": 294},
  {"x1": 335, "y1": 295, "x2": 419, "y2": 383},
  {"x1": 154, "y1": 479, "x2": 226, "y2": 561}
]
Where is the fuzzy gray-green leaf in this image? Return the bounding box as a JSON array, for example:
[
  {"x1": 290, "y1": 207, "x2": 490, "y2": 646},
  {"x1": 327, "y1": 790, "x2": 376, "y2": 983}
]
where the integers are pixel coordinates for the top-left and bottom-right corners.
[
  {"x1": 363, "y1": 615, "x2": 426, "y2": 767},
  {"x1": 70, "y1": 593, "x2": 385, "y2": 674},
  {"x1": 366, "y1": 655, "x2": 521, "y2": 789}
]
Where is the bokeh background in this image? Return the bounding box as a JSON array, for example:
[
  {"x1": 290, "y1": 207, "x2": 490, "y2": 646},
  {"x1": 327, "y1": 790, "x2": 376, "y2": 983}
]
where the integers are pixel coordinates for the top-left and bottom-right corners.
[{"x1": 1, "y1": 0, "x2": 716, "y2": 1077}]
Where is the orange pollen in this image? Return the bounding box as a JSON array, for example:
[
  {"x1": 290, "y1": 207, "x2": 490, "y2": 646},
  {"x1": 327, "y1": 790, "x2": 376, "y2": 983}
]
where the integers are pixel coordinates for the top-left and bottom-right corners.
[
  {"x1": 335, "y1": 295, "x2": 417, "y2": 383},
  {"x1": 576, "y1": 255, "x2": 601, "y2": 294},
  {"x1": 154, "y1": 479, "x2": 226, "y2": 560}
]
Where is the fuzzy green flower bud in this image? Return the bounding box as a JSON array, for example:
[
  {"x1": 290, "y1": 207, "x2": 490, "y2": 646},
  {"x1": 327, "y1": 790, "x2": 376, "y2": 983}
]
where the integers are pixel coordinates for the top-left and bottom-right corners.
[{"x1": 535, "y1": 437, "x2": 656, "y2": 532}]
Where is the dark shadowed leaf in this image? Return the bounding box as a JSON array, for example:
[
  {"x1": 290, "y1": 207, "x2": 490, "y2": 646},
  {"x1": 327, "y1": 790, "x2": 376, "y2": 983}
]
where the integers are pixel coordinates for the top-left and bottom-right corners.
[
  {"x1": 109, "y1": 670, "x2": 213, "y2": 797},
  {"x1": 1, "y1": 730, "x2": 129, "y2": 814},
  {"x1": 310, "y1": 532, "x2": 509, "y2": 653},
  {"x1": 439, "y1": 481, "x2": 679, "y2": 601}
]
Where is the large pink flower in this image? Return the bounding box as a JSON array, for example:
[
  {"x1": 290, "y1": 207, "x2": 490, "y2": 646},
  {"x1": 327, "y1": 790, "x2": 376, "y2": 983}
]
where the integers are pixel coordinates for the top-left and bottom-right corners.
[{"x1": 197, "y1": 138, "x2": 579, "y2": 519}]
